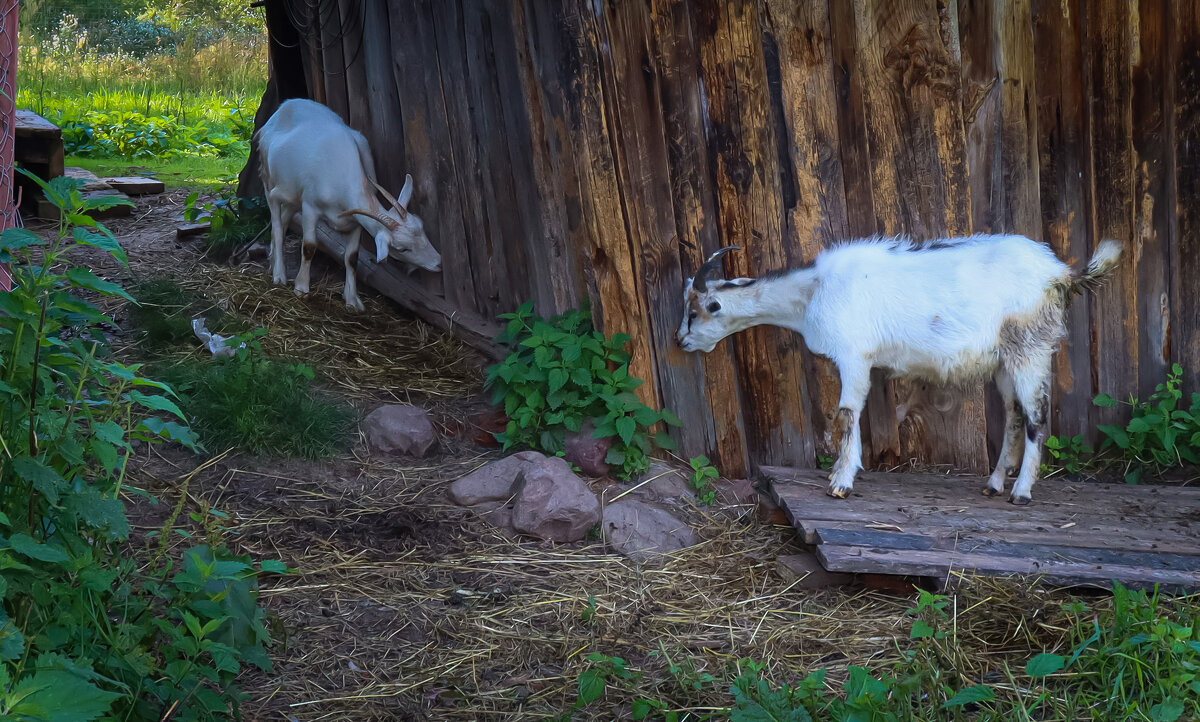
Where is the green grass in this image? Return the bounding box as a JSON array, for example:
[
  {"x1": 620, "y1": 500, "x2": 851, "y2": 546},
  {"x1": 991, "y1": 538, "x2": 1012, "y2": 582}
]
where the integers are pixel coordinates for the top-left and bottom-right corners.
[
  {"x1": 155, "y1": 356, "x2": 356, "y2": 460},
  {"x1": 129, "y1": 277, "x2": 244, "y2": 350},
  {"x1": 69, "y1": 155, "x2": 244, "y2": 191}
]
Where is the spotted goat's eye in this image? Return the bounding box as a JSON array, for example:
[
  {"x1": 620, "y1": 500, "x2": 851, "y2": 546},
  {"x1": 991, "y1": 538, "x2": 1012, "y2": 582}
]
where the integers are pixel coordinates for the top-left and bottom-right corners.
[
  {"x1": 688, "y1": 311, "x2": 697, "y2": 322},
  {"x1": 706, "y1": 301, "x2": 721, "y2": 313}
]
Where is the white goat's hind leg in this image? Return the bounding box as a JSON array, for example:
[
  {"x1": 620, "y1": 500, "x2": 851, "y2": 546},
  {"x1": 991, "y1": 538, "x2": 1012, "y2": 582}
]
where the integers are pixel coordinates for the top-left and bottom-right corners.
[
  {"x1": 984, "y1": 369, "x2": 1025, "y2": 497},
  {"x1": 293, "y1": 208, "x2": 318, "y2": 295},
  {"x1": 828, "y1": 362, "x2": 872, "y2": 499},
  {"x1": 1009, "y1": 353, "x2": 1053, "y2": 505},
  {"x1": 342, "y1": 228, "x2": 365, "y2": 312},
  {"x1": 267, "y1": 198, "x2": 293, "y2": 286}
]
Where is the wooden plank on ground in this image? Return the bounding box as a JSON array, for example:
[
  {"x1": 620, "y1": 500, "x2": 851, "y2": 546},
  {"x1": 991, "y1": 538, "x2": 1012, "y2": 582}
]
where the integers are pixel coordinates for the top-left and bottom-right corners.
[{"x1": 763, "y1": 465, "x2": 1200, "y2": 590}]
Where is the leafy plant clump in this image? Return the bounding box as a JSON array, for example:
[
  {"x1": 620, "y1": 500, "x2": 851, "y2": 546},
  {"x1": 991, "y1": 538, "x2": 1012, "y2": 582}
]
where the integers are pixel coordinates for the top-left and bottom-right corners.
[
  {"x1": 184, "y1": 192, "x2": 270, "y2": 261},
  {"x1": 485, "y1": 303, "x2": 681, "y2": 479},
  {"x1": 155, "y1": 336, "x2": 356, "y2": 460},
  {"x1": 0, "y1": 172, "x2": 280, "y2": 721},
  {"x1": 688, "y1": 455, "x2": 718, "y2": 505},
  {"x1": 1094, "y1": 363, "x2": 1200, "y2": 483}
]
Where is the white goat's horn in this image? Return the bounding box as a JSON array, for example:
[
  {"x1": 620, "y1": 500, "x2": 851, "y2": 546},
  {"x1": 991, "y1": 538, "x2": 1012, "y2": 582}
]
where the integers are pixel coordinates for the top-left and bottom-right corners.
[
  {"x1": 693, "y1": 246, "x2": 740, "y2": 293},
  {"x1": 340, "y1": 208, "x2": 400, "y2": 232},
  {"x1": 371, "y1": 180, "x2": 407, "y2": 220}
]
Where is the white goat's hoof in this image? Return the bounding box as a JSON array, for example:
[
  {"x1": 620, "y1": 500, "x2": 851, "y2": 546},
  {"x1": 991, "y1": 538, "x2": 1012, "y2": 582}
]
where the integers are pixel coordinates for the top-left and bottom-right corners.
[
  {"x1": 345, "y1": 299, "x2": 365, "y2": 313},
  {"x1": 1009, "y1": 494, "x2": 1032, "y2": 506},
  {"x1": 827, "y1": 483, "x2": 853, "y2": 499},
  {"x1": 294, "y1": 286, "x2": 309, "y2": 297}
]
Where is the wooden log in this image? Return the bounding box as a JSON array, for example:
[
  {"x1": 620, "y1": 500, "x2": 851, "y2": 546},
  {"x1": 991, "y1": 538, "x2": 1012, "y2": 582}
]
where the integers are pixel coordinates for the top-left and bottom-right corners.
[
  {"x1": 761, "y1": 0, "x2": 851, "y2": 461},
  {"x1": 104, "y1": 177, "x2": 165, "y2": 195},
  {"x1": 1032, "y1": 0, "x2": 1095, "y2": 442},
  {"x1": 648, "y1": 0, "x2": 749, "y2": 476},
  {"x1": 695, "y1": 0, "x2": 816, "y2": 468},
  {"x1": 311, "y1": 222, "x2": 502, "y2": 359},
  {"x1": 1087, "y1": 0, "x2": 1138, "y2": 427}
]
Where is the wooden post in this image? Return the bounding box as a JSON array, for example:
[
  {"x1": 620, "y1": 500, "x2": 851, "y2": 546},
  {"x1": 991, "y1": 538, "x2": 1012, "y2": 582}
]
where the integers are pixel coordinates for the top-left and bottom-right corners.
[{"x1": 0, "y1": 0, "x2": 16, "y2": 292}]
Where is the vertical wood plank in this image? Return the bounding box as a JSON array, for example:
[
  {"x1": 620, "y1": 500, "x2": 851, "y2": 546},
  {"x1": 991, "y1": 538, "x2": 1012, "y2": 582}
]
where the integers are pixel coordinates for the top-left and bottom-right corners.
[
  {"x1": 1176, "y1": 1, "x2": 1200, "y2": 392},
  {"x1": 1032, "y1": 0, "x2": 1094, "y2": 441},
  {"x1": 696, "y1": 0, "x2": 816, "y2": 468},
  {"x1": 388, "y1": 0, "x2": 475, "y2": 309},
  {"x1": 850, "y1": 0, "x2": 987, "y2": 473},
  {"x1": 1131, "y1": 0, "x2": 1173, "y2": 395},
  {"x1": 338, "y1": 1, "x2": 371, "y2": 134},
  {"x1": 649, "y1": 0, "x2": 750, "y2": 476},
  {"x1": 1086, "y1": 0, "x2": 1137, "y2": 425},
  {"x1": 597, "y1": 0, "x2": 724, "y2": 462},
  {"x1": 359, "y1": 2, "x2": 405, "y2": 196},
  {"x1": 760, "y1": 0, "x2": 850, "y2": 460},
  {"x1": 320, "y1": 0, "x2": 348, "y2": 118}
]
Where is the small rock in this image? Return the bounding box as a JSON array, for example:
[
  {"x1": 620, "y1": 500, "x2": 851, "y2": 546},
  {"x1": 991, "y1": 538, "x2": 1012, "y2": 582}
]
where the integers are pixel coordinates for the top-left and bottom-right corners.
[
  {"x1": 564, "y1": 420, "x2": 611, "y2": 476},
  {"x1": 715, "y1": 478, "x2": 759, "y2": 505},
  {"x1": 511, "y1": 456, "x2": 601, "y2": 542},
  {"x1": 176, "y1": 222, "x2": 212, "y2": 239},
  {"x1": 776, "y1": 553, "x2": 853, "y2": 589},
  {"x1": 602, "y1": 498, "x2": 700, "y2": 561},
  {"x1": 467, "y1": 408, "x2": 508, "y2": 447},
  {"x1": 631, "y1": 460, "x2": 693, "y2": 502},
  {"x1": 363, "y1": 404, "x2": 438, "y2": 457},
  {"x1": 246, "y1": 242, "x2": 269, "y2": 261},
  {"x1": 448, "y1": 450, "x2": 544, "y2": 505}
]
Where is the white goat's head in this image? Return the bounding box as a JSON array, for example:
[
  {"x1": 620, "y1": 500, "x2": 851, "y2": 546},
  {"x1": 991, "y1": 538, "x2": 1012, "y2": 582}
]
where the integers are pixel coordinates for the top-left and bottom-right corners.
[
  {"x1": 676, "y1": 246, "x2": 756, "y2": 353},
  {"x1": 341, "y1": 174, "x2": 441, "y2": 272}
]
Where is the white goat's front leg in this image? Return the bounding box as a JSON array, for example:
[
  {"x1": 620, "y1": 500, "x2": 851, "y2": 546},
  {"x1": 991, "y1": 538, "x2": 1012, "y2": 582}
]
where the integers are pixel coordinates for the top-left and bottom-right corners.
[
  {"x1": 1009, "y1": 353, "x2": 1053, "y2": 505},
  {"x1": 828, "y1": 361, "x2": 872, "y2": 499},
  {"x1": 984, "y1": 369, "x2": 1026, "y2": 497},
  {"x1": 293, "y1": 206, "x2": 318, "y2": 296},
  {"x1": 342, "y1": 227, "x2": 365, "y2": 312},
  {"x1": 267, "y1": 198, "x2": 294, "y2": 286}
]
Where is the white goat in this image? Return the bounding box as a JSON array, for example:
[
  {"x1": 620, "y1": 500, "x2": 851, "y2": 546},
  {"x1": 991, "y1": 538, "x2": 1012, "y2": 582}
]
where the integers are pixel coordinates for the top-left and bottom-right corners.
[
  {"x1": 255, "y1": 98, "x2": 441, "y2": 311},
  {"x1": 676, "y1": 235, "x2": 1122, "y2": 504}
]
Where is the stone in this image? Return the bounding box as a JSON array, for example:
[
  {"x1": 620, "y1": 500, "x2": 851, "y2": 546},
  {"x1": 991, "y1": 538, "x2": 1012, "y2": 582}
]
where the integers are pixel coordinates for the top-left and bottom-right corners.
[
  {"x1": 363, "y1": 404, "x2": 438, "y2": 457},
  {"x1": 601, "y1": 498, "x2": 700, "y2": 561},
  {"x1": 563, "y1": 420, "x2": 612, "y2": 476},
  {"x1": 176, "y1": 222, "x2": 212, "y2": 239},
  {"x1": 775, "y1": 553, "x2": 853, "y2": 589},
  {"x1": 448, "y1": 450, "x2": 545, "y2": 505},
  {"x1": 65, "y1": 166, "x2": 112, "y2": 191},
  {"x1": 104, "y1": 176, "x2": 165, "y2": 195},
  {"x1": 715, "y1": 478, "x2": 759, "y2": 505},
  {"x1": 630, "y1": 460, "x2": 693, "y2": 502},
  {"x1": 510, "y1": 456, "x2": 601, "y2": 542}
]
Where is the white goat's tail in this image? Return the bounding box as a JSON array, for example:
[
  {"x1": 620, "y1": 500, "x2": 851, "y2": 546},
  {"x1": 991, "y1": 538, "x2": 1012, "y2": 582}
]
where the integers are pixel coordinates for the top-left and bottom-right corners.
[{"x1": 1072, "y1": 239, "x2": 1122, "y2": 294}]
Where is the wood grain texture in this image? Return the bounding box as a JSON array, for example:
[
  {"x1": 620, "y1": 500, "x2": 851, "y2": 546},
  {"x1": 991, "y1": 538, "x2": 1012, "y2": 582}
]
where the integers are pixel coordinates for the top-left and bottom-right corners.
[
  {"x1": 1175, "y1": 0, "x2": 1200, "y2": 392},
  {"x1": 696, "y1": 0, "x2": 816, "y2": 468}
]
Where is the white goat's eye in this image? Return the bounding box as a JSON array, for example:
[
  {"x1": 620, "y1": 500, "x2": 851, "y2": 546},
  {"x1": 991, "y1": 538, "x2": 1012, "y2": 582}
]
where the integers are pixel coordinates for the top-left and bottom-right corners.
[{"x1": 706, "y1": 301, "x2": 721, "y2": 313}]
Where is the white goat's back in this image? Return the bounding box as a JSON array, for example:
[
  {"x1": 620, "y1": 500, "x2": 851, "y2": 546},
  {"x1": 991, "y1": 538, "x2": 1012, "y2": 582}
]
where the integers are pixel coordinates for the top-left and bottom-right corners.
[
  {"x1": 800, "y1": 235, "x2": 1071, "y2": 378},
  {"x1": 257, "y1": 99, "x2": 374, "y2": 204}
]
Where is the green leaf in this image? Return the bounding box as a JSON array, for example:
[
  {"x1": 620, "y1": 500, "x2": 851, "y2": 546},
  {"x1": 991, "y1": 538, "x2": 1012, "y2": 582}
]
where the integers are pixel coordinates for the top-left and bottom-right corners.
[
  {"x1": 93, "y1": 419, "x2": 126, "y2": 446},
  {"x1": 12, "y1": 456, "x2": 66, "y2": 505},
  {"x1": 549, "y1": 368, "x2": 568, "y2": 393},
  {"x1": 631, "y1": 698, "x2": 654, "y2": 719},
  {"x1": 8, "y1": 534, "x2": 69, "y2": 564},
  {"x1": 0, "y1": 227, "x2": 45, "y2": 251},
  {"x1": 1127, "y1": 417, "x2": 1151, "y2": 433},
  {"x1": 260, "y1": 559, "x2": 289, "y2": 574},
  {"x1": 1093, "y1": 393, "x2": 1118, "y2": 408},
  {"x1": 632, "y1": 405, "x2": 659, "y2": 427},
  {"x1": 1149, "y1": 699, "x2": 1185, "y2": 722},
  {"x1": 129, "y1": 389, "x2": 186, "y2": 419},
  {"x1": 1025, "y1": 653, "x2": 1065, "y2": 678},
  {"x1": 659, "y1": 408, "x2": 682, "y2": 427},
  {"x1": 577, "y1": 669, "x2": 605, "y2": 706},
  {"x1": 8, "y1": 669, "x2": 122, "y2": 722},
  {"x1": 65, "y1": 267, "x2": 135, "y2": 302},
  {"x1": 653, "y1": 431, "x2": 676, "y2": 450},
  {"x1": 65, "y1": 488, "x2": 130, "y2": 539},
  {"x1": 90, "y1": 439, "x2": 121, "y2": 474},
  {"x1": 604, "y1": 447, "x2": 626, "y2": 466},
  {"x1": 1098, "y1": 424, "x2": 1131, "y2": 449},
  {"x1": 942, "y1": 685, "x2": 994, "y2": 709},
  {"x1": 72, "y1": 227, "x2": 127, "y2": 265},
  {"x1": 910, "y1": 620, "x2": 935, "y2": 639},
  {"x1": 615, "y1": 416, "x2": 636, "y2": 445}
]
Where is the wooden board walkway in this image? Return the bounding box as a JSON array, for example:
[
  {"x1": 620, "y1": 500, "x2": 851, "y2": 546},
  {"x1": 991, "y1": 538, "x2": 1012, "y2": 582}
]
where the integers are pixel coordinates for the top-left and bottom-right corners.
[{"x1": 762, "y1": 466, "x2": 1200, "y2": 592}]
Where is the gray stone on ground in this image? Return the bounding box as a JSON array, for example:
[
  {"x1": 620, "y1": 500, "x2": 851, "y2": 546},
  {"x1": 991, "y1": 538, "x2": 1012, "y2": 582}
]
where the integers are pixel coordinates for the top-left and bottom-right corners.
[
  {"x1": 104, "y1": 176, "x2": 165, "y2": 195},
  {"x1": 776, "y1": 553, "x2": 853, "y2": 589},
  {"x1": 448, "y1": 450, "x2": 545, "y2": 505},
  {"x1": 563, "y1": 420, "x2": 612, "y2": 476},
  {"x1": 363, "y1": 404, "x2": 437, "y2": 457},
  {"x1": 602, "y1": 498, "x2": 700, "y2": 561},
  {"x1": 510, "y1": 456, "x2": 600, "y2": 542},
  {"x1": 630, "y1": 460, "x2": 693, "y2": 502}
]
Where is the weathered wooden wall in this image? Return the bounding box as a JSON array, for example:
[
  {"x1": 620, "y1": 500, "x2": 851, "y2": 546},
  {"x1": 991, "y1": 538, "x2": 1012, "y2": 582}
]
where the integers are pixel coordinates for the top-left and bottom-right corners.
[{"x1": 254, "y1": 0, "x2": 1200, "y2": 479}]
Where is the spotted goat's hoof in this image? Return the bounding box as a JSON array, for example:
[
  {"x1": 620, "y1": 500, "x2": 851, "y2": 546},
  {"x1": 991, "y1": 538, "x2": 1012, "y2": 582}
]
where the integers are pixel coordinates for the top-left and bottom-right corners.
[
  {"x1": 827, "y1": 485, "x2": 852, "y2": 499},
  {"x1": 981, "y1": 486, "x2": 1003, "y2": 498}
]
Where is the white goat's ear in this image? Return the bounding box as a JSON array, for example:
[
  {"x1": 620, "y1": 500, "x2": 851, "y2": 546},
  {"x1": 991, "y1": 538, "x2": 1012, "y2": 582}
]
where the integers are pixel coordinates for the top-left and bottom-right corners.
[
  {"x1": 397, "y1": 174, "x2": 414, "y2": 208},
  {"x1": 375, "y1": 234, "x2": 389, "y2": 263}
]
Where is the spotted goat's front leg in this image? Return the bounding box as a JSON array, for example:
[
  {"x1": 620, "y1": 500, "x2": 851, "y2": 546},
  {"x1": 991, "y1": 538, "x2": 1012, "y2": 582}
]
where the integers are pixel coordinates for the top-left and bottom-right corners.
[
  {"x1": 828, "y1": 362, "x2": 872, "y2": 498},
  {"x1": 984, "y1": 368, "x2": 1025, "y2": 498}
]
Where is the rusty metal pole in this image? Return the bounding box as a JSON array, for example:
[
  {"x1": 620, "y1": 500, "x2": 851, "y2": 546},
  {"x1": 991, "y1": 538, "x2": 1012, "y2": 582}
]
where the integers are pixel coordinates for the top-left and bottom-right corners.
[{"x1": 0, "y1": 0, "x2": 17, "y2": 291}]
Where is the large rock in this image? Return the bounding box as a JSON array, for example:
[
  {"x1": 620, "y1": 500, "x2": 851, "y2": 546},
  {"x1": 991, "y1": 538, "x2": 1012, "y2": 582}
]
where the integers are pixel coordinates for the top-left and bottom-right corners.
[
  {"x1": 511, "y1": 456, "x2": 601, "y2": 542},
  {"x1": 602, "y1": 498, "x2": 700, "y2": 561},
  {"x1": 363, "y1": 404, "x2": 437, "y2": 457},
  {"x1": 448, "y1": 450, "x2": 545, "y2": 505},
  {"x1": 564, "y1": 421, "x2": 612, "y2": 476}
]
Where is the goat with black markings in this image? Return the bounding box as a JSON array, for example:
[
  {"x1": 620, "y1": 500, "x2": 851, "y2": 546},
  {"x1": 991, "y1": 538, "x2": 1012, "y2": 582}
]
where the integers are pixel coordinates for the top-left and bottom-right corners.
[{"x1": 676, "y1": 235, "x2": 1122, "y2": 504}]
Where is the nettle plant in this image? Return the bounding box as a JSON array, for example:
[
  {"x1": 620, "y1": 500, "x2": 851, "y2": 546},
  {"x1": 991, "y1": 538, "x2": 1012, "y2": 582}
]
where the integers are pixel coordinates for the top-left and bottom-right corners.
[
  {"x1": 485, "y1": 303, "x2": 681, "y2": 479},
  {"x1": 0, "y1": 173, "x2": 280, "y2": 721},
  {"x1": 1094, "y1": 363, "x2": 1200, "y2": 483}
]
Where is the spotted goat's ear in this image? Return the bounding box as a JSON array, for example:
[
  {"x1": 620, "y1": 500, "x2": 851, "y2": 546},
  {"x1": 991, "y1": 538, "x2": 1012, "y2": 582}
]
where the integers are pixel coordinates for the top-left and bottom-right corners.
[{"x1": 692, "y1": 246, "x2": 740, "y2": 293}]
